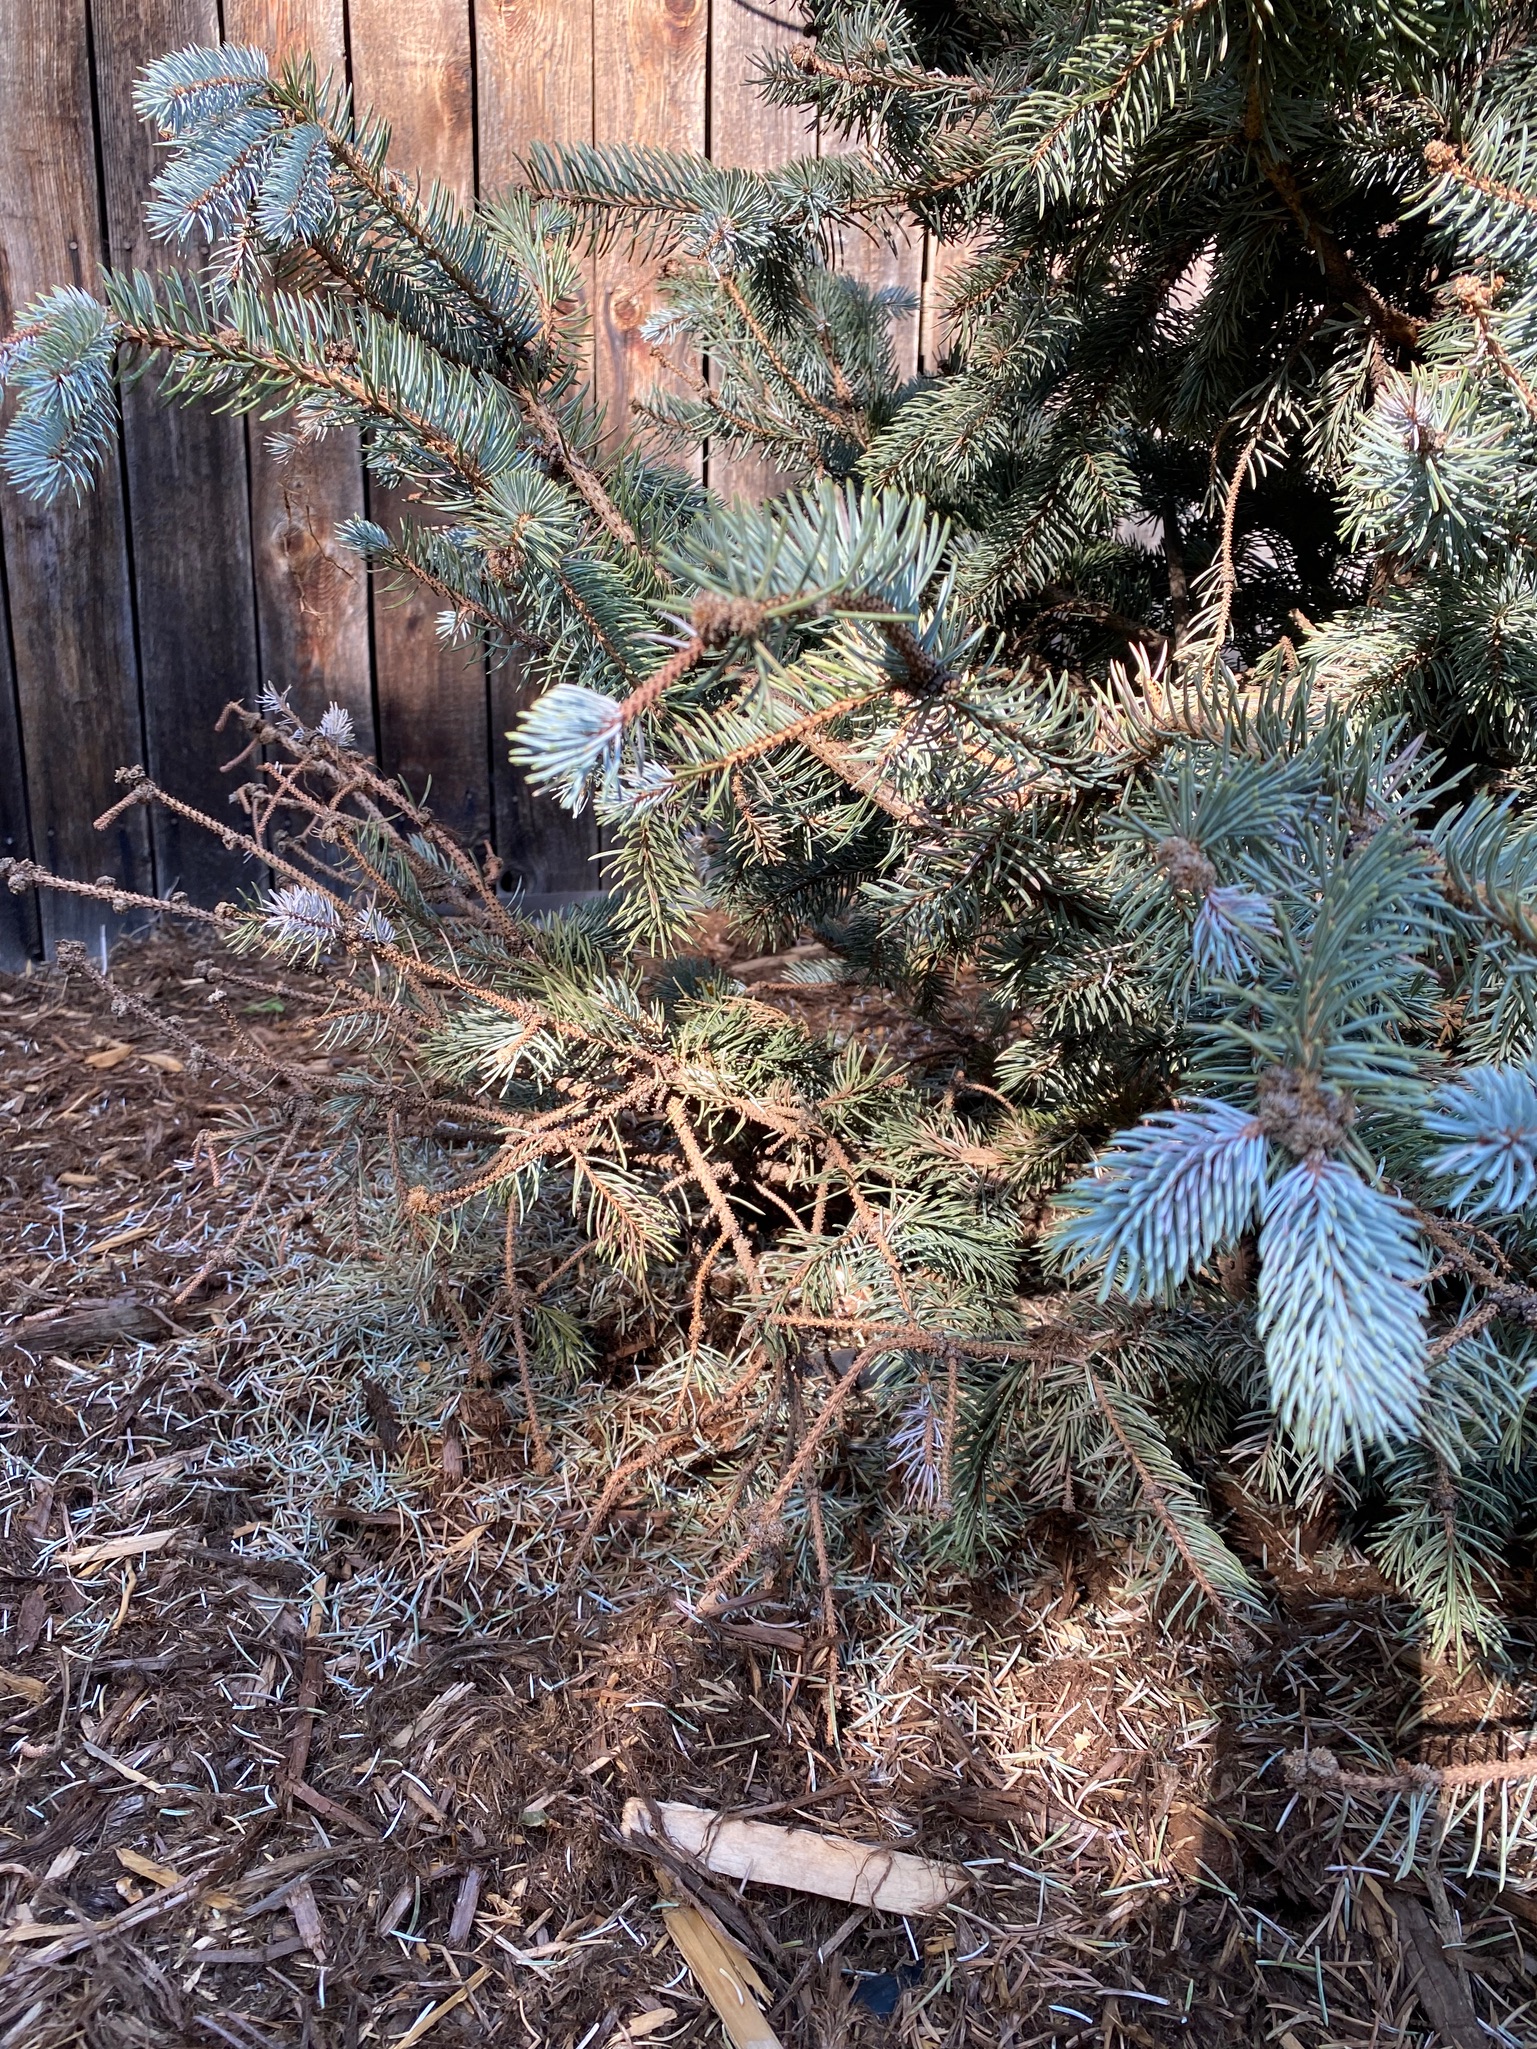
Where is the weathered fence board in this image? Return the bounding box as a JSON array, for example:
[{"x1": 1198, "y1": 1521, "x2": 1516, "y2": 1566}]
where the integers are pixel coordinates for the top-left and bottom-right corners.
[
  {"x1": 0, "y1": 0, "x2": 943, "y2": 967},
  {"x1": 226, "y1": 0, "x2": 375, "y2": 754},
  {"x1": 593, "y1": 0, "x2": 708, "y2": 466},
  {"x1": 348, "y1": 0, "x2": 494, "y2": 855},
  {"x1": 0, "y1": 0, "x2": 150, "y2": 960},
  {"x1": 0, "y1": 564, "x2": 38, "y2": 966},
  {"x1": 709, "y1": 0, "x2": 815, "y2": 507},
  {"x1": 476, "y1": 0, "x2": 603, "y2": 901},
  {"x1": 95, "y1": 0, "x2": 263, "y2": 906}
]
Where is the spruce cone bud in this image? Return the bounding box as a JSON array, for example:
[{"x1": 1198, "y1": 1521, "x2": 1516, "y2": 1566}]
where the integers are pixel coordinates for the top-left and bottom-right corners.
[
  {"x1": 1153, "y1": 834, "x2": 1217, "y2": 896},
  {"x1": 692, "y1": 594, "x2": 770, "y2": 647},
  {"x1": 1423, "y1": 140, "x2": 1460, "y2": 175},
  {"x1": 1256, "y1": 1066, "x2": 1355, "y2": 1158},
  {"x1": 1283, "y1": 1746, "x2": 1340, "y2": 1787},
  {"x1": 1447, "y1": 273, "x2": 1502, "y2": 316}
]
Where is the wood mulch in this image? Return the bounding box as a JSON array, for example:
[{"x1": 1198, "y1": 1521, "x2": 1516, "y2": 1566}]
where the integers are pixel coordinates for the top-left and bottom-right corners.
[{"x1": 3, "y1": 932, "x2": 1536, "y2": 2048}]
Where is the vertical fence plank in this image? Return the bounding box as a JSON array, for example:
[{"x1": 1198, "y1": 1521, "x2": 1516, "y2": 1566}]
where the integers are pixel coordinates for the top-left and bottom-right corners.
[
  {"x1": 708, "y1": 0, "x2": 809, "y2": 505},
  {"x1": 476, "y1": 0, "x2": 592, "y2": 192},
  {"x1": 94, "y1": 0, "x2": 262, "y2": 904},
  {"x1": 811, "y1": 24, "x2": 920, "y2": 389},
  {"x1": 224, "y1": 0, "x2": 373, "y2": 747},
  {"x1": 347, "y1": 0, "x2": 493, "y2": 852},
  {"x1": 0, "y1": 0, "x2": 150, "y2": 958},
  {"x1": 0, "y1": 577, "x2": 40, "y2": 967},
  {"x1": 476, "y1": 0, "x2": 601, "y2": 900},
  {"x1": 837, "y1": 219, "x2": 923, "y2": 387},
  {"x1": 919, "y1": 229, "x2": 970, "y2": 377},
  {"x1": 593, "y1": 0, "x2": 706, "y2": 460}
]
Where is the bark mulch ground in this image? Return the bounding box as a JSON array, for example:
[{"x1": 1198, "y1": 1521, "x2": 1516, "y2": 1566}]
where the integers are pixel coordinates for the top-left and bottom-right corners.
[{"x1": 3, "y1": 933, "x2": 1536, "y2": 2048}]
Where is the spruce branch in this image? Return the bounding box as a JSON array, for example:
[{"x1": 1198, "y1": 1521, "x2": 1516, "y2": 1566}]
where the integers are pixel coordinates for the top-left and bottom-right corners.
[
  {"x1": 1086, "y1": 1365, "x2": 1253, "y2": 1622},
  {"x1": 1254, "y1": 154, "x2": 1421, "y2": 357}
]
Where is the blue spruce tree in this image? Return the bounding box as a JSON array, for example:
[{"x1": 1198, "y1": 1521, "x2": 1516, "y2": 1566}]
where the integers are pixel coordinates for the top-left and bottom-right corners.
[{"x1": 7, "y1": 2, "x2": 1537, "y2": 1654}]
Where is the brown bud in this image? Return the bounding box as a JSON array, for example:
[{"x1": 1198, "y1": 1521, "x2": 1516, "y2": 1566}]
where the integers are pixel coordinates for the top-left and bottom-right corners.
[
  {"x1": 1153, "y1": 834, "x2": 1217, "y2": 896},
  {"x1": 1255, "y1": 1066, "x2": 1355, "y2": 1159},
  {"x1": 1283, "y1": 1746, "x2": 1341, "y2": 1786},
  {"x1": 691, "y1": 594, "x2": 770, "y2": 647},
  {"x1": 1447, "y1": 273, "x2": 1494, "y2": 315}
]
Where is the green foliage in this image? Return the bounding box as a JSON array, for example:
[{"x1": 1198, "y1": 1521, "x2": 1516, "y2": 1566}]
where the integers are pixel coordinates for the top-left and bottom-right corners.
[{"x1": 11, "y1": 6, "x2": 1537, "y2": 1660}]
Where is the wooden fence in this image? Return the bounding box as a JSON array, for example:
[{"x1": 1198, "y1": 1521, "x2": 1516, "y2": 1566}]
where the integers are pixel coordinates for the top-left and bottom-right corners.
[{"x1": 0, "y1": 0, "x2": 941, "y2": 969}]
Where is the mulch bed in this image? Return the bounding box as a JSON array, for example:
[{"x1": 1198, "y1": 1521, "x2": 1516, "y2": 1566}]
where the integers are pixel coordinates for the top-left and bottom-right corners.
[{"x1": 3, "y1": 933, "x2": 1537, "y2": 2048}]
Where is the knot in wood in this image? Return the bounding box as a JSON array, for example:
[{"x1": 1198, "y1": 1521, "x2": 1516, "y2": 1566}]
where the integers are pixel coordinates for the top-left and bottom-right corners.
[
  {"x1": 691, "y1": 594, "x2": 769, "y2": 647},
  {"x1": 1153, "y1": 834, "x2": 1216, "y2": 896},
  {"x1": 1256, "y1": 1066, "x2": 1355, "y2": 1158}
]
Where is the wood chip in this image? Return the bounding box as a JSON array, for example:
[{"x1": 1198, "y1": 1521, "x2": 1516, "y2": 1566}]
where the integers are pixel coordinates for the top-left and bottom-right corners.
[
  {"x1": 378, "y1": 1881, "x2": 415, "y2": 1935},
  {"x1": 624, "y1": 1800, "x2": 966, "y2": 1916},
  {"x1": 656, "y1": 1893, "x2": 780, "y2": 2049},
  {"x1": 83, "y1": 1041, "x2": 134, "y2": 1070},
  {"x1": 281, "y1": 1643, "x2": 326, "y2": 1792},
  {"x1": 1388, "y1": 1889, "x2": 1484, "y2": 2049},
  {"x1": 393, "y1": 1963, "x2": 491, "y2": 2047},
  {"x1": 15, "y1": 1588, "x2": 48, "y2": 1657},
  {"x1": 90, "y1": 1223, "x2": 160, "y2": 1255},
  {"x1": 57, "y1": 1172, "x2": 100, "y2": 1188},
  {"x1": 12, "y1": 1299, "x2": 164, "y2": 1354},
  {"x1": 0, "y1": 1669, "x2": 46, "y2": 1706},
  {"x1": 398, "y1": 1775, "x2": 450, "y2": 1825},
  {"x1": 59, "y1": 1528, "x2": 180, "y2": 1570},
  {"x1": 288, "y1": 1879, "x2": 328, "y2": 1963},
  {"x1": 615, "y1": 2010, "x2": 678, "y2": 2045},
  {"x1": 140, "y1": 1051, "x2": 184, "y2": 1072},
  {"x1": 361, "y1": 1377, "x2": 401, "y2": 1451},
  {"x1": 448, "y1": 1866, "x2": 482, "y2": 1945},
  {"x1": 115, "y1": 1846, "x2": 181, "y2": 1889},
  {"x1": 192, "y1": 1936, "x2": 308, "y2": 1966},
  {"x1": 80, "y1": 1738, "x2": 167, "y2": 1794},
  {"x1": 288, "y1": 1779, "x2": 380, "y2": 1840}
]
